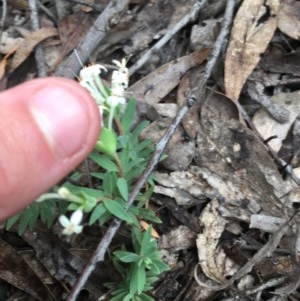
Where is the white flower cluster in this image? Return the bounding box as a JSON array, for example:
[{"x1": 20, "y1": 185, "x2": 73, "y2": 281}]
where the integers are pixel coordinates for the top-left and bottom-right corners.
[
  {"x1": 79, "y1": 59, "x2": 129, "y2": 129},
  {"x1": 108, "y1": 59, "x2": 129, "y2": 107},
  {"x1": 79, "y1": 64, "x2": 108, "y2": 104}
]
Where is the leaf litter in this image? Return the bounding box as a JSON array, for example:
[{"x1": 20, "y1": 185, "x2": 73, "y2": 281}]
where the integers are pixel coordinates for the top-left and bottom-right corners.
[{"x1": 3, "y1": 0, "x2": 300, "y2": 300}]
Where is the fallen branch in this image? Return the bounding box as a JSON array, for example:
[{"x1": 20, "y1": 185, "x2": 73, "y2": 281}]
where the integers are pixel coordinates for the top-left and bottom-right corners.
[
  {"x1": 129, "y1": 0, "x2": 209, "y2": 75},
  {"x1": 28, "y1": 0, "x2": 47, "y2": 77},
  {"x1": 54, "y1": 0, "x2": 129, "y2": 78}
]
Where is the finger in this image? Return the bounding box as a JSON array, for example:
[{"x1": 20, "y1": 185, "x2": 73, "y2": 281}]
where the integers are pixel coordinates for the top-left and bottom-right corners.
[{"x1": 0, "y1": 77, "x2": 101, "y2": 220}]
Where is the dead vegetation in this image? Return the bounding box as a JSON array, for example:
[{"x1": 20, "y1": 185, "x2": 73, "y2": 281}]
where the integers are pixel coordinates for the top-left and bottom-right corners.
[{"x1": 2, "y1": 0, "x2": 300, "y2": 300}]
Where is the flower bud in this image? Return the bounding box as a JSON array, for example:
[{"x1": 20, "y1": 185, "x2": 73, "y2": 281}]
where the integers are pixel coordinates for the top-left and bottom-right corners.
[{"x1": 95, "y1": 127, "x2": 117, "y2": 155}]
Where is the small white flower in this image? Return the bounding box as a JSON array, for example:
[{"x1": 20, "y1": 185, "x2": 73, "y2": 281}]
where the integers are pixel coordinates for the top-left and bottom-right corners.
[
  {"x1": 79, "y1": 64, "x2": 108, "y2": 105},
  {"x1": 110, "y1": 84, "x2": 126, "y2": 98},
  {"x1": 57, "y1": 187, "x2": 72, "y2": 199},
  {"x1": 59, "y1": 210, "x2": 83, "y2": 235},
  {"x1": 106, "y1": 95, "x2": 126, "y2": 108},
  {"x1": 111, "y1": 70, "x2": 128, "y2": 90},
  {"x1": 112, "y1": 58, "x2": 127, "y2": 73},
  {"x1": 79, "y1": 64, "x2": 107, "y2": 81},
  {"x1": 111, "y1": 59, "x2": 129, "y2": 89}
]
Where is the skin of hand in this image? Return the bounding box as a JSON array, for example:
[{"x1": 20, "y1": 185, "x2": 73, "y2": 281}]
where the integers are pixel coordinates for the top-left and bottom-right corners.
[{"x1": 0, "y1": 77, "x2": 101, "y2": 221}]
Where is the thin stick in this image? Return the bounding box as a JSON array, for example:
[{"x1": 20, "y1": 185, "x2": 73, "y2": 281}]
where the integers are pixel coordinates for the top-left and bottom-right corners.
[
  {"x1": 54, "y1": 0, "x2": 129, "y2": 78},
  {"x1": 236, "y1": 102, "x2": 300, "y2": 186},
  {"x1": 129, "y1": 0, "x2": 209, "y2": 75},
  {"x1": 0, "y1": 0, "x2": 7, "y2": 30},
  {"x1": 28, "y1": 0, "x2": 47, "y2": 77},
  {"x1": 203, "y1": 0, "x2": 236, "y2": 81}
]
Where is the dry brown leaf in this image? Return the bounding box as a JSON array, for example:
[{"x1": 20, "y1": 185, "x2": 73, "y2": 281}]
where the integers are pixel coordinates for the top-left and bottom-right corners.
[
  {"x1": 0, "y1": 237, "x2": 53, "y2": 299},
  {"x1": 278, "y1": 0, "x2": 300, "y2": 40},
  {"x1": 252, "y1": 90, "x2": 300, "y2": 152},
  {"x1": 7, "y1": 0, "x2": 28, "y2": 10},
  {"x1": 10, "y1": 27, "x2": 58, "y2": 71},
  {"x1": 0, "y1": 45, "x2": 19, "y2": 79},
  {"x1": 0, "y1": 31, "x2": 24, "y2": 54},
  {"x1": 0, "y1": 59, "x2": 8, "y2": 79},
  {"x1": 224, "y1": 0, "x2": 280, "y2": 101},
  {"x1": 58, "y1": 11, "x2": 94, "y2": 58},
  {"x1": 196, "y1": 199, "x2": 239, "y2": 283},
  {"x1": 128, "y1": 47, "x2": 212, "y2": 105},
  {"x1": 140, "y1": 220, "x2": 160, "y2": 238}
]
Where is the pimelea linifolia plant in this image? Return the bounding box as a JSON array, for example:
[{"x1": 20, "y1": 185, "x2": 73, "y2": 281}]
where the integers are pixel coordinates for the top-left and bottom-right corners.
[{"x1": 6, "y1": 59, "x2": 169, "y2": 301}]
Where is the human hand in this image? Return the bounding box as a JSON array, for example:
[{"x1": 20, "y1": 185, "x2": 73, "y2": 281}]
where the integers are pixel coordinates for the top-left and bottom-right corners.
[{"x1": 0, "y1": 77, "x2": 101, "y2": 221}]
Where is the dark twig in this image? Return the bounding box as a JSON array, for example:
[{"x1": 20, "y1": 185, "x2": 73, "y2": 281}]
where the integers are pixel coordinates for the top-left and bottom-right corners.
[
  {"x1": 203, "y1": 0, "x2": 236, "y2": 81},
  {"x1": 0, "y1": 0, "x2": 7, "y2": 31},
  {"x1": 54, "y1": 0, "x2": 129, "y2": 78},
  {"x1": 28, "y1": 0, "x2": 47, "y2": 77},
  {"x1": 69, "y1": 0, "x2": 105, "y2": 12},
  {"x1": 236, "y1": 102, "x2": 300, "y2": 186},
  {"x1": 37, "y1": 0, "x2": 57, "y2": 25},
  {"x1": 129, "y1": 0, "x2": 209, "y2": 75}
]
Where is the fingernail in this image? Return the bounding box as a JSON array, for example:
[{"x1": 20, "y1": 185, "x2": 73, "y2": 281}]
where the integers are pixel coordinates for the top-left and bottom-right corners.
[{"x1": 30, "y1": 86, "x2": 90, "y2": 159}]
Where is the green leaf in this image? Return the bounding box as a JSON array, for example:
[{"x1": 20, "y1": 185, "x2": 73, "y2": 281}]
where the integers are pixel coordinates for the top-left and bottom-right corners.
[
  {"x1": 117, "y1": 178, "x2": 128, "y2": 201},
  {"x1": 90, "y1": 172, "x2": 105, "y2": 180},
  {"x1": 139, "y1": 293, "x2": 156, "y2": 301},
  {"x1": 118, "y1": 135, "x2": 129, "y2": 149},
  {"x1": 135, "y1": 138, "x2": 153, "y2": 153},
  {"x1": 102, "y1": 172, "x2": 117, "y2": 195},
  {"x1": 103, "y1": 200, "x2": 133, "y2": 224},
  {"x1": 123, "y1": 294, "x2": 133, "y2": 301},
  {"x1": 5, "y1": 212, "x2": 21, "y2": 230},
  {"x1": 132, "y1": 226, "x2": 143, "y2": 253},
  {"x1": 141, "y1": 227, "x2": 155, "y2": 256},
  {"x1": 64, "y1": 185, "x2": 104, "y2": 199},
  {"x1": 99, "y1": 209, "x2": 112, "y2": 225},
  {"x1": 130, "y1": 121, "x2": 149, "y2": 143},
  {"x1": 121, "y1": 98, "x2": 136, "y2": 133},
  {"x1": 39, "y1": 200, "x2": 57, "y2": 227},
  {"x1": 149, "y1": 258, "x2": 169, "y2": 274},
  {"x1": 114, "y1": 251, "x2": 140, "y2": 263},
  {"x1": 89, "y1": 203, "x2": 106, "y2": 225},
  {"x1": 17, "y1": 204, "x2": 39, "y2": 235},
  {"x1": 110, "y1": 291, "x2": 128, "y2": 301},
  {"x1": 119, "y1": 146, "x2": 130, "y2": 174},
  {"x1": 80, "y1": 192, "x2": 97, "y2": 212},
  {"x1": 133, "y1": 264, "x2": 146, "y2": 295},
  {"x1": 89, "y1": 153, "x2": 119, "y2": 172},
  {"x1": 136, "y1": 208, "x2": 161, "y2": 223}
]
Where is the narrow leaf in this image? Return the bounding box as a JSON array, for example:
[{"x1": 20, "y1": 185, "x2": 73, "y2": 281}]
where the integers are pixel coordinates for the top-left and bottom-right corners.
[
  {"x1": 121, "y1": 98, "x2": 137, "y2": 133},
  {"x1": 89, "y1": 153, "x2": 119, "y2": 172},
  {"x1": 117, "y1": 178, "x2": 129, "y2": 201},
  {"x1": 114, "y1": 251, "x2": 140, "y2": 263},
  {"x1": 103, "y1": 200, "x2": 133, "y2": 223}
]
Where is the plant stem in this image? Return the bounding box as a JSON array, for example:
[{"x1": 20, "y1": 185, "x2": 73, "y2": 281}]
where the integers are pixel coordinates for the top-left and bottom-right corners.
[
  {"x1": 115, "y1": 116, "x2": 124, "y2": 135},
  {"x1": 113, "y1": 153, "x2": 123, "y2": 177}
]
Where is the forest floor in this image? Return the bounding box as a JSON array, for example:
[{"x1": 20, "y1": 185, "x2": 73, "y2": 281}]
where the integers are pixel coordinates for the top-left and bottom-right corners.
[{"x1": 2, "y1": 0, "x2": 300, "y2": 300}]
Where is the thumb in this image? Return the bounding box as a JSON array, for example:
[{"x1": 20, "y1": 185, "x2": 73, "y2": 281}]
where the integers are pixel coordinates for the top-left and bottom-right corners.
[{"x1": 0, "y1": 77, "x2": 101, "y2": 220}]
